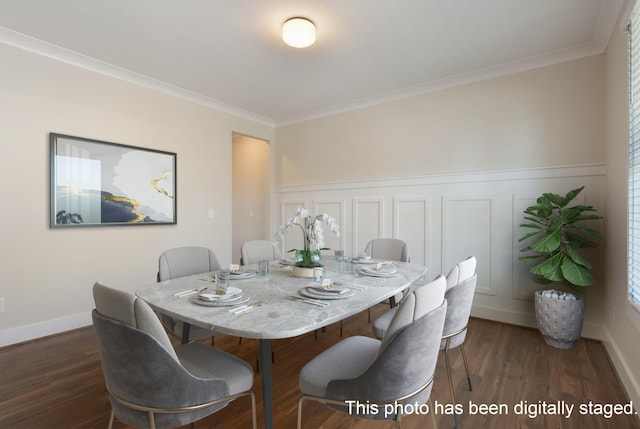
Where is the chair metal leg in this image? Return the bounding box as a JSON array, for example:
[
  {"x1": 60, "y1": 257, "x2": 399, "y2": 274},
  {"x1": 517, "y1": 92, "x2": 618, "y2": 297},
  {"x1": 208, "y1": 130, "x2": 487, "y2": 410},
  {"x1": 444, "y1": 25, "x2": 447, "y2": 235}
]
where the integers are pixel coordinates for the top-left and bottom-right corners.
[
  {"x1": 444, "y1": 340, "x2": 460, "y2": 429},
  {"x1": 395, "y1": 410, "x2": 403, "y2": 429},
  {"x1": 249, "y1": 391, "x2": 258, "y2": 429},
  {"x1": 107, "y1": 409, "x2": 114, "y2": 429},
  {"x1": 148, "y1": 411, "x2": 157, "y2": 429},
  {"x1": 429, "y1": 397, "x2": 438, "y2": 429},
  {"x1": 297, "y1": 396, "x2": 305, "y2": 429},
  {"x1": 460, "y1": 342, "x2": 472, "y2": 391}
]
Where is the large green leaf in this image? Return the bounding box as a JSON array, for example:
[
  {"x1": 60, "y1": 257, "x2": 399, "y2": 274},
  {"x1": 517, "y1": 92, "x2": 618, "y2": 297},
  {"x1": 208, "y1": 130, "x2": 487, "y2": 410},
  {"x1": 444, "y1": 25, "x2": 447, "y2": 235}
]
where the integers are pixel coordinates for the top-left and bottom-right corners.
[
  {"x1": 530, "y1": 252, "x2": 564, "y2": 281},
  {"x1": 560, "y1": 257, "x2": 594, "y2": 287},
  {"x1": 520, "y1": 220, "x2": 543, "y2": 229},
  {"x1": 562, "y1": 186, "x2": 584, "y2": 206},
  {"x1": 518, "y1": 254, "x2": 545, "y2": 262},
  {"x1": 565, "y1": 230, "x2": 599, "y2": 248},
  {"x1": 543, "y1": 192, "x2": 565, "y2": 207},
  {"x1": 564, "y1": 244, "x2": 592, "y2": 269},
  {"x1": 518, "y1": 231, "x2": 541, "y2": 242},
  {"x1": 530, "y1": 226, "x2": 562, "y2": 252}
]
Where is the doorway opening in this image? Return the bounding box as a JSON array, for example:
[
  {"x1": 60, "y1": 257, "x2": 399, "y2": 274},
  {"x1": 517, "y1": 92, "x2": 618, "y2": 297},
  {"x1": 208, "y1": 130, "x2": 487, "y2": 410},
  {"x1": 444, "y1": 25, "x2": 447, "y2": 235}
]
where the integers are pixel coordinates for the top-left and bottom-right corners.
[{"x1": 232, "y1": 132, "x2": 271, "y2": 264}]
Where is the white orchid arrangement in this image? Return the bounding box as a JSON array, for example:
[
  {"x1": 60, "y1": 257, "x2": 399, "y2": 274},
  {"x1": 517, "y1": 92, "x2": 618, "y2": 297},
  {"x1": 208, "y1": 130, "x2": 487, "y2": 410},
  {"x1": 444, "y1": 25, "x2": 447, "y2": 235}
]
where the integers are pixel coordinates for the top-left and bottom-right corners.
[{"x1": 274, "y1": 207, "x2": 340, "y2": 266}]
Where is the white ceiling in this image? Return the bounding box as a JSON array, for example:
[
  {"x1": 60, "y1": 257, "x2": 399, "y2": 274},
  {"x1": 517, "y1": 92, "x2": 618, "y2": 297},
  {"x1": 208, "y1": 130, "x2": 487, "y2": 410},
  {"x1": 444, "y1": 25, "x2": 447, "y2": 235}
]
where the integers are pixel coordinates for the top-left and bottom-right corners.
[{"x1": 0, "y1": 0, "x2": 626, "y2": 126}]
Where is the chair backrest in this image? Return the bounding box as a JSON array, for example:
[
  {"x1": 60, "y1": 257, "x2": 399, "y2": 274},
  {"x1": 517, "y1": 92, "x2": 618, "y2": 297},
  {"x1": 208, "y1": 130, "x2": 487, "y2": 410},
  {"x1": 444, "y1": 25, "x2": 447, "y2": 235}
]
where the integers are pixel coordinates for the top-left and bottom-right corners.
[
  {"x1": 92, "y1": 282, "x2": 229, "y2": 428},
  {"x1": 441, "y1": 274, "x2": 478, "y2": 350},
  {"x1": 379, "y1": 274, "x2": 446, "y2": 353},
  {"x1": 158, "y1": 246, "x2": 221, "y2": 281},
  {"x1": 364, "y1": 238, "x2": 409, "y2": 262},
  {"x1": 325, "y1": 295, "x2": 447, "y2": 419},
  {"x1": 240, "y1": 240, "x2": 282, "y2": 265},
  {"x1": 445, "y1": 256, "x2": 477, "y2": 290},
  {"x1": 93, "y1": 281, "x2": 176, "y2": 357}
]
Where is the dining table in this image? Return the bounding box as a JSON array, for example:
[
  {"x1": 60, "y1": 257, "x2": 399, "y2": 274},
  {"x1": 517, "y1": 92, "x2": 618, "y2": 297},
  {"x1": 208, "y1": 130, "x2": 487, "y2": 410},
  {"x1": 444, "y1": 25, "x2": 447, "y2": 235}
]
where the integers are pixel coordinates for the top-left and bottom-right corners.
[{"x1": 135, "y1": 258, "x2": 428, "y2": 429}]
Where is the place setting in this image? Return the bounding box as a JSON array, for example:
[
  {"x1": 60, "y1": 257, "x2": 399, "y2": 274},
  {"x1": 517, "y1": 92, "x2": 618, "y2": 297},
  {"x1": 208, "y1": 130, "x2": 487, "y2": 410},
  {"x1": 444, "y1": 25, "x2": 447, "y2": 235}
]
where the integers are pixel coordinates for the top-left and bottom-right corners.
[
  {"x1": 358, "y1": 261, "x2": 399, "y2": 278},
  {"x1": 290, "y1": 278, "x2": 356, "y2": 307},
  {"x1": 190, "y1": 286, "x2": 251, "y2": 307},
  {"x1": 189, "y1": 267, "x2": 253, "y2": 308},
  {"x1": 227, "y1": 264, "x2": 257, "y2": 280}
]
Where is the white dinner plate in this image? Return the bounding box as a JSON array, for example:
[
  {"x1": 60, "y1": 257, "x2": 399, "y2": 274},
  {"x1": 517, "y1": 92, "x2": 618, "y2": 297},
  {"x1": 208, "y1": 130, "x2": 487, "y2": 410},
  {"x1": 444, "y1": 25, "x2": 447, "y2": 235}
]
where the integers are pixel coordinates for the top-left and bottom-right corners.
[
  {"x1": 197, "y1": 286, "x2": 242, "y2": 301},
  {"x1": 358, "y1": 266, "x2": 399, "y2": 277},
  {"x1": 191, "y1": 293, "x2": 250, "y2": 307},
  {"x1": 300, "y1": 287, "x2": 355, "y2": 300},
  {"x1": 350, "y1": 258, "x2": 380, "y2": 265},
  {"x1": 228, "y1": 270, "x2": 257, "y2": 280}
]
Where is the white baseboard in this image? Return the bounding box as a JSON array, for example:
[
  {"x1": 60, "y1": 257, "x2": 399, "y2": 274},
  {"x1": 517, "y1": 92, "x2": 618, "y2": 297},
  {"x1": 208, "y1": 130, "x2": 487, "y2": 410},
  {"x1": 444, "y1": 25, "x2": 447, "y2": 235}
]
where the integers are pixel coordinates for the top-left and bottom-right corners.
[
  {"x1": 470, "y1": 303, "x2": 604, "y2": 340},
  {"x1": 0, "y1": 311, "x2": 92, "y2": 348}
]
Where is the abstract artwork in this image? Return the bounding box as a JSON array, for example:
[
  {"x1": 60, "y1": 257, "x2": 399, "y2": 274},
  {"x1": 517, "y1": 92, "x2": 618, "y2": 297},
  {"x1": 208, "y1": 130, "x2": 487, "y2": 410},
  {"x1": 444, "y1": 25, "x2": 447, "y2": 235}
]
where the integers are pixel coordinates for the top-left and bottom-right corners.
[{"x1": 50, "y1": 133, "x2": 176, "y2": 227}]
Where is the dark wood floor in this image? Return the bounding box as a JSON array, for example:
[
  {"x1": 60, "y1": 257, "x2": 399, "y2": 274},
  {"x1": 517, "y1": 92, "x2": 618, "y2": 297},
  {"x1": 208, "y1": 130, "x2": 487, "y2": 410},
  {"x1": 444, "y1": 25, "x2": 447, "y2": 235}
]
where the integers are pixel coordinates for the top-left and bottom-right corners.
[{"x1": 1, "y1": 304, "x2": 639, "y2": 429}]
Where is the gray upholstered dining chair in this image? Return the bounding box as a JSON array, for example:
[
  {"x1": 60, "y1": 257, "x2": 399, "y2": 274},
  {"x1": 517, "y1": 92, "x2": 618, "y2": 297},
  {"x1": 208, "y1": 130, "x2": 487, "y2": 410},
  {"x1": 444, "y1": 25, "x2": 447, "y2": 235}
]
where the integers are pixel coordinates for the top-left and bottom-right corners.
[
  {"x1": 442, "y1": 273, "x2": 478, "y2": 429},
  {"x1": 240, "y1": 240, "x2": 281, "y2": 265},
  {"x1": 372, "y1": 256, "x2": 477, "y2": 339},
  {"x1": 371, "y1": 256, "x2": 477, "y2": 429},
  {"x1": 364, "y1": 238, "x2": 410, "y2": 263},
  {"x1": 363, "y1": 238, "x2": 410, "y2": 322},
  {"x1": 92, "y1": 282, "x2": 257, "y2": 429},
  {"x1": 157, "y1": 246, "x2": 221, "y2": 344},
  {"x1": 297, "y1": 275, "x2": 447, "y2": 429}
]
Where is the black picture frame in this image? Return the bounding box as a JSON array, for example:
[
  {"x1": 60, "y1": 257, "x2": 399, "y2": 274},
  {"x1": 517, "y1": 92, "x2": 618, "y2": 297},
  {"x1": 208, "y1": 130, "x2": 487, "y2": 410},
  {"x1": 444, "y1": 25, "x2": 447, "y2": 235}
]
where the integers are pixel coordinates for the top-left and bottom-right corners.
[{"x1": 50, "y1": 133, "x2": 177, "y2": 227}]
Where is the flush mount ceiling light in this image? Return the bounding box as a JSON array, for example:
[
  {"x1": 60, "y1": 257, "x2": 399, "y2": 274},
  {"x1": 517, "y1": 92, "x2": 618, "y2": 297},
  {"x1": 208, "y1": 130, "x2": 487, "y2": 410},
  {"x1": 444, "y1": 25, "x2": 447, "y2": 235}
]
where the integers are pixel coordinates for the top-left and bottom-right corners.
[{"x1": 282, "y1": 17, "x2": 316, "y2": 48}]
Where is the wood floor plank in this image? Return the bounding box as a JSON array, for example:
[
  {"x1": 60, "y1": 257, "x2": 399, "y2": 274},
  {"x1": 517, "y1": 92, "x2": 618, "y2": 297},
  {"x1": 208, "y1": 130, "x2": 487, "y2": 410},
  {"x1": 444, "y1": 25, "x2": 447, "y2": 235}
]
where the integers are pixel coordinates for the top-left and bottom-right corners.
[{"x1": 1, "y1": 305, "x2": 638, "y2": 429}]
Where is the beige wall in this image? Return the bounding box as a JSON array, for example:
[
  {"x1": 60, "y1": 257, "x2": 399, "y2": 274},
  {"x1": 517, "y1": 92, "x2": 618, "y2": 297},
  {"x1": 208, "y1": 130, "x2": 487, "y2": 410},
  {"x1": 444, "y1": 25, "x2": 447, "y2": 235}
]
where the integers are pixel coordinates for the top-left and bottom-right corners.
[
  {"x1": 232, "y1": 133, "x2": 271, "y2": 264},
  {"x1": 0, "y1": 43, "x2": 273, "y2": 343},
  {"x1": 603, "y1": 7, "x2": 640, "y2": 406},
  {"x1": 276, "y1": 55, "x2": 604, "y2": 186}
]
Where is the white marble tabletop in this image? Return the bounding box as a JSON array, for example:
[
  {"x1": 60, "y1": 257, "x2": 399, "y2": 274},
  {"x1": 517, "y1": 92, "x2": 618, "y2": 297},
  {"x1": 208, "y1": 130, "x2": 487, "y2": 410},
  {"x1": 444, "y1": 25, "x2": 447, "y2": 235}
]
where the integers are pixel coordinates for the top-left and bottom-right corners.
[{"x1": 135, "y1": 260, "x2": 429, "y2": 340}]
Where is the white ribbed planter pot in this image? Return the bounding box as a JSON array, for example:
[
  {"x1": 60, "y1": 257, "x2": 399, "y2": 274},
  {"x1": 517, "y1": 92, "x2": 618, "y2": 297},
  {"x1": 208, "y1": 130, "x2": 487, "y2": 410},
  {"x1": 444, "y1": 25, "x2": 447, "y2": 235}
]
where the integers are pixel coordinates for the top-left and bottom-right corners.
[{"x1": 534, "y1": 290, "x2": 584, "y2": 349}]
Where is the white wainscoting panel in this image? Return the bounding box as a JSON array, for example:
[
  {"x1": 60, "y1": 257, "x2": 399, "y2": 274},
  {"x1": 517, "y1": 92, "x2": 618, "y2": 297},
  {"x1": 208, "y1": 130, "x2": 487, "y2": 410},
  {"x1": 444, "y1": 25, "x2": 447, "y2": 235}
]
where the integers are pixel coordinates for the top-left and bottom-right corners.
[
  {"x1": 353, "y1": 198, "x2": 384, "y2": 255},
  {"x1": 393, "y1": 196, "x2": 431, "y2": 266},
  {"x1": 315, "y1": 199, "x2": 346, "y2": 256},
  {"x1": 442, "y1": 194, "x2": 496, "y2": 296}
]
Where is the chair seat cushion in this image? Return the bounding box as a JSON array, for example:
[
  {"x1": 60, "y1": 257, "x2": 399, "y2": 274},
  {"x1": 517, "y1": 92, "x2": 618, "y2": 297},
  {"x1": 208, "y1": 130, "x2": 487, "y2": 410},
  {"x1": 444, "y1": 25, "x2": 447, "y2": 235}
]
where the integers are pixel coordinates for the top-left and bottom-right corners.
[
  {"x1": 299, "y1": 336, "x2": 380, "y2": 398},
  {"x1": 177, "y1": 343, "x2": 254, "y2": 395}
]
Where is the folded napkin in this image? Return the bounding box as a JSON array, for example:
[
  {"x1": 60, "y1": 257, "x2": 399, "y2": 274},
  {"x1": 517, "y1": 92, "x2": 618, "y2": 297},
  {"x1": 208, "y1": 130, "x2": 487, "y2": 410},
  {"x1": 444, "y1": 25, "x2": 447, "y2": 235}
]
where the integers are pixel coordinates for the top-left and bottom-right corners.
[
  {"x1": 362, "y1": 265, "x2": 397, "y2": 274},
  {"x1": 307, "y1": 285, "x2": 349, "y2": 295},
  {"x1": 198, "y1": 287, "x2": 241, "y2": 301}
]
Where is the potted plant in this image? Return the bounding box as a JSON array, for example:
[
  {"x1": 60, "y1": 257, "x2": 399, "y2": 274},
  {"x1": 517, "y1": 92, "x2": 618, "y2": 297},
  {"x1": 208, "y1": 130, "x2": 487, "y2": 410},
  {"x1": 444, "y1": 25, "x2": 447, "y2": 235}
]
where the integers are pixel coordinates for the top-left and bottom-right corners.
[
  {"x1": 274, "y1": 207, "x2": 340, "y2": 277},
  {"x1": 518, "y1": 186, "x2": 602, "y2": 349}
]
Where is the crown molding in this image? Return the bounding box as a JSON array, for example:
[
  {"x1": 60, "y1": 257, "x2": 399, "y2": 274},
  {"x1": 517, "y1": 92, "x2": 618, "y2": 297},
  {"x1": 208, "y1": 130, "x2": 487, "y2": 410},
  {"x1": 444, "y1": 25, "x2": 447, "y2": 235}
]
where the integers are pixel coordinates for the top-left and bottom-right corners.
[{"x1": 0, "y1": 26, "x2": 275, "y2": 128}]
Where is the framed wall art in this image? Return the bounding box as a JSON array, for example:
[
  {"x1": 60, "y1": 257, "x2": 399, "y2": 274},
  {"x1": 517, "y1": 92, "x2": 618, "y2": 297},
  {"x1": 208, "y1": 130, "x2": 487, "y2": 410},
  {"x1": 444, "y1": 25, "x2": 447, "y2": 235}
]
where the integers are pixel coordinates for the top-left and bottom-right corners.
[{"x1": 50, "y1": 133, "x2": 177, "y2": 227}]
